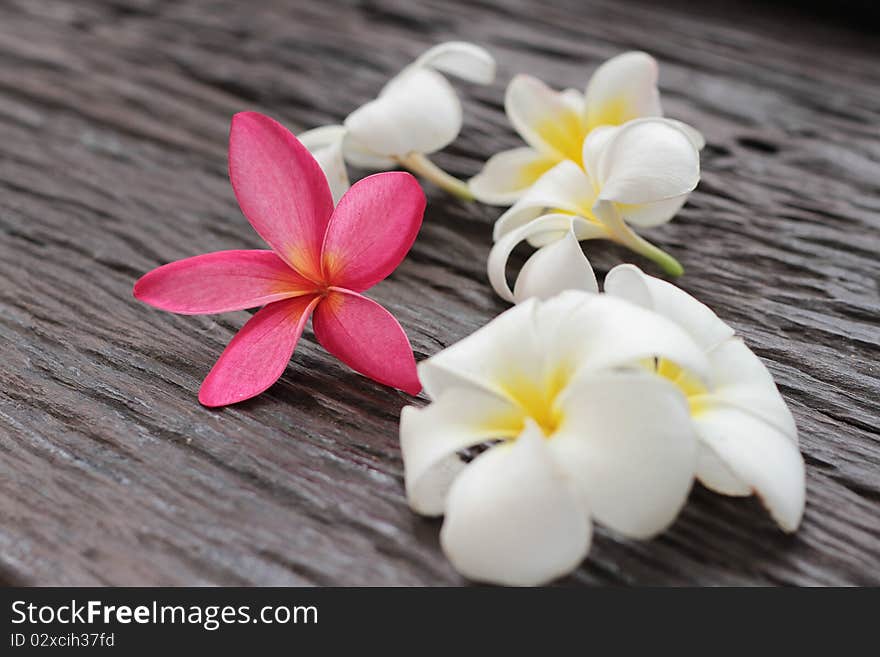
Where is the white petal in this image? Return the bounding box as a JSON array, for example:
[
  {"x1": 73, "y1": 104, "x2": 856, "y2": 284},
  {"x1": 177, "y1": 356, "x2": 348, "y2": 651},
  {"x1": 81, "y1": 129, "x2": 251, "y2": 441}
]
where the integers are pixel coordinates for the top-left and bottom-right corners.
[
  {"x1": 513, "y1": 227, "x2": 598, "y2": 303},
  {"x1": 469, "y1": 147, "x2": 556, "y2": 206},
  {"x1": 605, "y1": 264, "x2": 735, "y2": 352},
  {"x1": 298, "y1": 125, "x2": 350, "y2": 204},
  {"x1": 551, "y1": 372, "x2": 697, "y2": 538},
  {"x1": 418, "y1": 298, "x2": 545, "y2": 400},
  {"x1": 693, "y1": 404, "x2": 805, "y2": 531},
  {"x1": 400, "y1": 388, "x2": 520, "y2": 516},
  {"x1": 706, "y1": 338, "x2": 798, "y2": 440},
  {"x1": 488, "y1": 214, "x2": 604, "y2": 303},
  {"x1": 441, "y1": 422, "x2": 592, "y2": 586},
  {"x1": 620, "y1": 194, "x2": 688, "y2": 228},
  {"x1": 596, "y1": 118, "x2": 700, "y2": 205},
  {"x1": 345, "y1": 67, "x2": 461, "y2": 157},
  {"x1": 413, "y1": 41, "x2": 496, "y2": 84},
  {"x1": 696, "y1": 444, "x2": 752, "y2": 496},
  {"x1": 547, "y1": 294, "x2": 711, "y2": 386},
  {"x1": 298, "y1": 124, "x2": 345, "y2": 149},
  {"x1": 664, "y1": 118, "x2": 706, "y2": 150},
  {"x1": 493, "y1": 160, "x2": 597, "y2": 242},
  {"x1": 581, "y1": 124, "x2": 618, "y2": 184},
  {"x1": 505, "y1": 74, "x2": 586, "y2": 161},
  {"x1": 341, "y1": 132, "x2": 397, "y2": 170},
  {"x1": 560, "y1": 87, "x2": 587, "y2": 115},
  {"x1": 584, "y1": 51, "x2": 662, "y2": 131},
  {"x1": 582, "y1": 122, "x2": 693, "y2": 228},
  {"x1": 531, "y1": 289, "x2": 594, "y2": 338}
]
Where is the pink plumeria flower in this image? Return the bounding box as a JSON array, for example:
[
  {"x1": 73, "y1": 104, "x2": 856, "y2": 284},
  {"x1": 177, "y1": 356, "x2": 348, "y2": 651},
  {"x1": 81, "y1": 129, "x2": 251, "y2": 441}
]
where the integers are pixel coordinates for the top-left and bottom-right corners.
[{"x1": 134, "y1": 112, "x2": 426, "y2": 406}]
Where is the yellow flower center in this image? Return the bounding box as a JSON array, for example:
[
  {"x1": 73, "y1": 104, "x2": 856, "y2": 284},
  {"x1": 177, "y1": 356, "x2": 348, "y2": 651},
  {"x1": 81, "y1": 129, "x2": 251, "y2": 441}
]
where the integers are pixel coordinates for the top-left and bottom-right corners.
[
  {"x1": 497, "y1": 365, "x2": 571, "y2": 438},
  {"x1": 531, "y1": 95, "x2": 635, "y2": 170},
  {"x1": 534, "y1": 112, "x2": 587, "y2": 166},
  {"x1": 655, "y1": 358, "x2": 710, "y2": 416},
  {"x1": 585, "y1": 97, "x2": 631, "y2": 133}
]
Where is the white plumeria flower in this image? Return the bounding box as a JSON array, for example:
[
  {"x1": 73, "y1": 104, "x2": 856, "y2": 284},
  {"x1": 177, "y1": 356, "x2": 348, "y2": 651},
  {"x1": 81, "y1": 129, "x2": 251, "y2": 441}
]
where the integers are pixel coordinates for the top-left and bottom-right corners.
[
  {"x1": 488, "y1": 117, "x2": 700, "y2": 303},
  {"x1": 299, "y1": 42, "x2": 495, "y2": 202},
  {"x1": 604, "y1": 264, "x2": 806, "y2": 531},
  {"x1": 470, "y1": 50, "x2": 704, "y2": 205},
  {"x1": 401, "y1": 291, "x2": 711, "y2": 586}
]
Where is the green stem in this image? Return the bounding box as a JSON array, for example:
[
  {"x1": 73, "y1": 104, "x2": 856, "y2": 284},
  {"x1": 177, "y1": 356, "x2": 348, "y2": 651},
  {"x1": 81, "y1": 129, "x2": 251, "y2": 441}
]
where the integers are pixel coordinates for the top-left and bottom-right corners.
[
  {"x1": 623, "y1": 229, "x2": 684, "y2": 277},
  {"x1": 396, "y1": 153, "x2": 474, "y2": 201},
  {"x1": 597, "y1": 201, "x2": 684, "y2": 277}
]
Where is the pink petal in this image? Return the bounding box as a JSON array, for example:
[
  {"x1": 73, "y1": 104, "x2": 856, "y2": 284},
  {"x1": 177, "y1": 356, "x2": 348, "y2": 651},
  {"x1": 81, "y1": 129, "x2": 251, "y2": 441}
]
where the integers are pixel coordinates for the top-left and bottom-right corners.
[
  {"x1": 199, "y1": 295, "x2": 321, "y2": 407},
  {"x1": 229, "y1": 112, "x2": 334, "y2": 282},
  {"x1": 312, "y1": 289, "x2": 421, "y2": 394},
  {"x1": 321, "y1": 172, "x2": 425, "y2": 291},
  {"x1": 134, "y1": 250, "x2": 319, "y2": 315}
]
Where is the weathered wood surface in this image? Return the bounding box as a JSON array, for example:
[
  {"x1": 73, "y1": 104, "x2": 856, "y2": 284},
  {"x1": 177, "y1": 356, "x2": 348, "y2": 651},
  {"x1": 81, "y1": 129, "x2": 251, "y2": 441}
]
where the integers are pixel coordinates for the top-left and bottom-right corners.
[{"x1": 0, "y1": 0, "x2": 878, "y2": 586}]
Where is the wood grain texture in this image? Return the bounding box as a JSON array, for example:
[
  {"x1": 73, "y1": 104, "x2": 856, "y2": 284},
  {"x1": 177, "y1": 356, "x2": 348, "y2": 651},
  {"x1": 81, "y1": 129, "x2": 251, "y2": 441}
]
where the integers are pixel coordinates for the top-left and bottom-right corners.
[{"x1": 0, "y1": 0, "x2": 878, "y2": 586}]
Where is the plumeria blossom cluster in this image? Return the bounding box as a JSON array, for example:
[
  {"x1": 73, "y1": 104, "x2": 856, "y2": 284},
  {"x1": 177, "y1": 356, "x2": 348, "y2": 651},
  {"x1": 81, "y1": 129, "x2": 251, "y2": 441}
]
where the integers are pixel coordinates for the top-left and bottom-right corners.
[
  {"x1": 300, "y1": 41, "x2": 496, "y2": 202},
  {"x1": 133, "y1": 44, "x2": 806, "y2": 587},
  {"x1": 395, "y1": 48, "x2": 803, "y2": 585},
  {"x1": 474, "y1": 52, "x2": 705, "y2": 283},
  {"x1": 402, "y1": 292, "x2": 708, "y2": 585},
  {"x1": 401, "y1": 266, "x2": 805, "y2": 585},
  {"x1": 488, "y1": 117, "x2": 701, "y2": 302}
]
